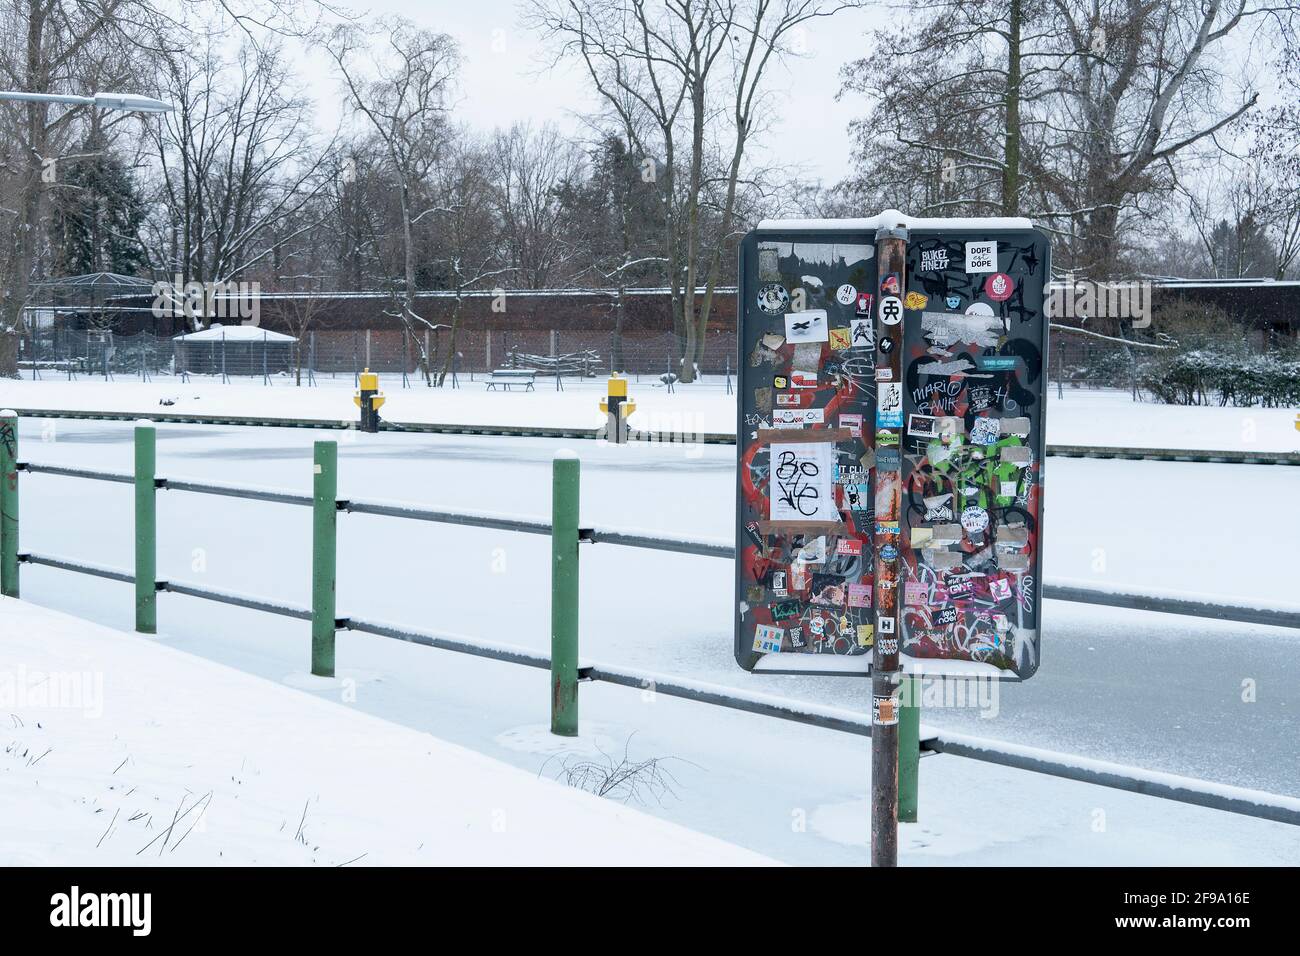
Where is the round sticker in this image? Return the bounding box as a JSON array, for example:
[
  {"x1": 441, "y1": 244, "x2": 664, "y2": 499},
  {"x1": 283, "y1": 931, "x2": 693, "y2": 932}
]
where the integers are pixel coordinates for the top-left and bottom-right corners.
[
  {"x1": 881, "y1": 544, "x2": 898, "y2": 561},
  {"x1": 836, "y1": 283, "x2": 857, "y2": 306},
  {"x1": 985, "y1": 273, "x2": 1015, "y2": 302},
  {"x1": 960, "y1": 506, "x2": 989, "y2": 534},
  {"x1": 964, "y1": 301, "x2": 995, "y2": 317},
  {"x1": 879, "y1": 295, "x2": 903, "y2": 326},
  {"x1": 879, "y1": 336, "x2": 895, "y2": 354},
  {"x1": 756, "y1": 283, "x2": 789, "y2": 315}
]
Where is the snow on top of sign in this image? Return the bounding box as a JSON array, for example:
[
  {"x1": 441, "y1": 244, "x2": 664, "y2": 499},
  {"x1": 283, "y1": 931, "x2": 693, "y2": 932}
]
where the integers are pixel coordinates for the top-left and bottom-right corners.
[{"x1": 757, "y1": 209, "x2": 1034, "y2": 233}]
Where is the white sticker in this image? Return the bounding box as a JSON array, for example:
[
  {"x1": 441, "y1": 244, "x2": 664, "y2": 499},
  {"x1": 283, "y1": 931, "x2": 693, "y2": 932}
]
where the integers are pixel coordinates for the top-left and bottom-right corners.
[
  {"x1": 960, "y1": 505, "x2": 990, "y2": 534},
  {"x1": 753, "y1": 624, "x2": 783, "y2": 653},
  {"x1": 878, "y1": 296, "x2": 903, "y2": 326},
  {"x1": 965, "y1": 240, "x2": 998, "y2": 273},
  {"x1": 908, "y1": 413, "x2": 938, "y2": 437},
  {"x1": 770, "y1": 442, "x2": 839, "y2": 522},
  {"x1": 785, "y1": 309, "x2": 829, "y2": 343},
  {"x1": 850, "y1": 317, "x2": 875, "y2": 349},
  {"x1": 836, "y1": 284, "x2": 857, "y2": 306},
  {"x1": 772, "y1": 407, "x2": 825, "y2": 426}
]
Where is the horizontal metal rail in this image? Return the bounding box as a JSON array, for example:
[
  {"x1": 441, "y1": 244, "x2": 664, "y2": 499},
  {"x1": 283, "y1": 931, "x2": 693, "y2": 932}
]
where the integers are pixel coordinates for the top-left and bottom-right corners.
[
  {"x1": 581, "y1": 527, "x2": 735, "y2": 558},
  {"x1": 8, "y1": 407, "x2": 1297, "y2": 464},
  {"x1": 18, "y1": 551, "x2": 134, "y2": 583},
  {"x1": 12, "y1": 549, "x2": 1300, "y2": 827},
  {"x1": 345, "y1": 616, "x2": 552, "y2": 669},
  {"x1": 583, "y1": 662, "x2": 875, "y2": 737},
  {"x1": 160, "y1": 579, "x2": 312, "y2": 621},
  {"x1": 342, "y1": 498, "x2": 552, "y2": 536},
  {"x1": 1045, "y1": 580, "x2": 1300, "y2": 631},
  {"x1": 17, "y1": 552, "x2": 314, "y2": 620},
  {"x1": 163, "y1": 478, "x2": 313, "y2": 508},
  {"x1": 18, "y1": 458, "x2": 1300, "y2": 632},
  {"x1": 18, "y1": 462, "x2": 133, "y2": 484},
  {"x1": 927, "y1": 731, "x2": 1300, "y2": 828}
]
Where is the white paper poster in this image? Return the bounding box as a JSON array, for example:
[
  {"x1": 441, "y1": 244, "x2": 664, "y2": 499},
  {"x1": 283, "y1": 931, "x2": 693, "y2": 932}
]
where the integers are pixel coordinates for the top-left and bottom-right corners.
[
  {"x1": 770, "y1": 442, "x2": 839, "y2": 522},
  {"x1": 784, "y1": 309, "x2": 829, "y2": 343},
  {"x1": 965, "y1": 240, "x2": 998, "y2": 273}
]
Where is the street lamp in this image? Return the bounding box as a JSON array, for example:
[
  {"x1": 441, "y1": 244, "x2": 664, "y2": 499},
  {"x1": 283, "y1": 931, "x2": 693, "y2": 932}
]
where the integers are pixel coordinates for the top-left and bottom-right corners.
[{"x1": 0, "y1": 90, "x2": 173, "y2": 112}]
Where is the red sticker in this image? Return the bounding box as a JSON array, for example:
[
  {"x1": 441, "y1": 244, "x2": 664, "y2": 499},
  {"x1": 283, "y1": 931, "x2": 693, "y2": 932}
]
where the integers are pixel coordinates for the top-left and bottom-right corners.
[{"x1": 985, "y1": 273, "x2": 1015, "y2": 301}]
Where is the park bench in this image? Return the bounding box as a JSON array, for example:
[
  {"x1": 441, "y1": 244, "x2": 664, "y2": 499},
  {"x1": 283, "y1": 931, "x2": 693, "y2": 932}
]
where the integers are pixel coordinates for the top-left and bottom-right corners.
[{"x1": 485, "y1": 368, "x2": 537, "y2": 391}]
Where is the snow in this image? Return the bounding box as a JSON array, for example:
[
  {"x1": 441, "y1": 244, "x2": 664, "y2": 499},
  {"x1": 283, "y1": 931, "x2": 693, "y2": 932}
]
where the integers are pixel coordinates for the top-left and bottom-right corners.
[
  {"x1": 5, "y1": 593, "x2": 1297, "y2": 865},
  {"x1": 173, "y1": 324, "x2": 296, "y2": 342},
  {"x1": 930, "y1": 728, "x2": 1300, "y2": 817},
  {"x1": 1048, "y1": 575, "x2": 1300, "y2": 617},
  {"x1": 757, "y1": 211, "x2": 1037, "y2": 232},
  {"x1": 1, "y1": 378, "x2": 1295, "y2": 454},
  {"x1": 1045, "y1": 388, "x2": 1300, "y2": 454},
  {"x1": 5, "y1": 413, "x2": 1300, "y2": 863},
  {"x1": 0, "y1": 598, "x2": 777, "y2": 866}
]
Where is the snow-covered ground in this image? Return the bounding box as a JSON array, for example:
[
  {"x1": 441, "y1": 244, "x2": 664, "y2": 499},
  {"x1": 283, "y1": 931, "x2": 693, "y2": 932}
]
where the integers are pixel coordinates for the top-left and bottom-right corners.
[
  {"x1": 0, "y1": 599, "x2": 776, "y2": 866},
  {"x1": 2, "y1": 376, "x2": 1297, "y2": 452},
  {"x1": 4, "y1": 416, "x2": 1299, "y2": 864}
]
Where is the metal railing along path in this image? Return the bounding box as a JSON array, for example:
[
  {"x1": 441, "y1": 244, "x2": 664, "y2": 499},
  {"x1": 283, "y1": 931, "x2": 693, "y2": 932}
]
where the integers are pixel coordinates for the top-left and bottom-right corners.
[
  {"x1": 4, "y1": 406, "x2": 1298, "y2": 465},
  {"x1": 2, "y1": 413, "x2": 1298, "y2": 833}
]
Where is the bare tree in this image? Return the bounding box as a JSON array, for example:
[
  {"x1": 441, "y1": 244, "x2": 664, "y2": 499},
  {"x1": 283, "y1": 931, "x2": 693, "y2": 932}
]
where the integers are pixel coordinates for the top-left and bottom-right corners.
[
  {"x1": 326, "y1": 17, "x2": 459, "y2": 385},
  {"x1": 531, "y1": 0, "x2": 861, "y2": 381},
  {"x1": 426, "y1": 133, "x2": 511, "y2": 386},
  {"x1": 489, "y1": 122, "x2": 585, "y2": 289},
  {"x1": 840, "y1": 0, "x2": 1279, "y2": 279},
  {"x1": 143, "y1": 35, "x2": 333, "y2": 309}
]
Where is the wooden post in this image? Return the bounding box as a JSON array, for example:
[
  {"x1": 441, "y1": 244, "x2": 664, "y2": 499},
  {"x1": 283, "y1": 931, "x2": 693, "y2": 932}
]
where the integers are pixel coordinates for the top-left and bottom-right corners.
[{"x1": 871, "y1": 219, "x2": 909, "y2": 867}]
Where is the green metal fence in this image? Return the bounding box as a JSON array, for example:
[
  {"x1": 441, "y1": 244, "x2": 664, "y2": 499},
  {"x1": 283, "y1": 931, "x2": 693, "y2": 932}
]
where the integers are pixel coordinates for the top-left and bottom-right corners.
[{"x1": 2, "y1": 411, "x2": 1299, "y2": 831}]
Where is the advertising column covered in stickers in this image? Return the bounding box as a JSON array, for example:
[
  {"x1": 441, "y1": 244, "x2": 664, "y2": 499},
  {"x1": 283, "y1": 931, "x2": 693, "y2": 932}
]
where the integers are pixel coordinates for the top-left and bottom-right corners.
[
  {"x1": 736, "y1": 237, "x2": 880, "y2": 669},
  {"x1": 737, "y1": 223, "x2": 1049, "y2": 680}
]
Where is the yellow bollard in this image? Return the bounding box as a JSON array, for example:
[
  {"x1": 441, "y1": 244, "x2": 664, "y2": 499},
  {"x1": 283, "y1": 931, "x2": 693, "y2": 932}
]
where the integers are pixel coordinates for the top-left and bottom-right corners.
[
  {"x1": 353, "y1": 368, "x2": 386, "y2": 432},
  {"x1": 599, "y1": 375, "x2": 636, "y2": 444}
]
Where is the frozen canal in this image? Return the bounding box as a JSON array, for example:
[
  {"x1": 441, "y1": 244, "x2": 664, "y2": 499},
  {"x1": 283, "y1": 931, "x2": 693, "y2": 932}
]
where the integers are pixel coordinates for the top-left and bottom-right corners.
[{"x1": 6, "y1": 417, "x2": 1299, "y2": 861}]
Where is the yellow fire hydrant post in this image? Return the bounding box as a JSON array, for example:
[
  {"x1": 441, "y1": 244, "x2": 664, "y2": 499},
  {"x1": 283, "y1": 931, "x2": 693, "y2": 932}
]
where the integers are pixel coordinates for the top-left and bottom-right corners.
[
  {"x1": 353, "y1": 368, "x2": 386, "y2": 433},
  {"x1": 599, "y1": 374, "x2": 636, "y2": 444}
]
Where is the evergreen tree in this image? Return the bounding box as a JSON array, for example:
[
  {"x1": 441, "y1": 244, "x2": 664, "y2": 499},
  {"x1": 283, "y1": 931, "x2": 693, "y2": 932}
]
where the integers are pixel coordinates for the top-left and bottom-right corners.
[{"x1": 50, "y1": 136, "x2": 147, "y2": 277}]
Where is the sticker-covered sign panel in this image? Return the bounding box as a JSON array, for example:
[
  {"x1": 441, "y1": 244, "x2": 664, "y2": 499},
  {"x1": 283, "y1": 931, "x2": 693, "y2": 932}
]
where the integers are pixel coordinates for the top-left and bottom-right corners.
[{"x1": 735, "y1": 225, "x2": 1050, "y2": 679}]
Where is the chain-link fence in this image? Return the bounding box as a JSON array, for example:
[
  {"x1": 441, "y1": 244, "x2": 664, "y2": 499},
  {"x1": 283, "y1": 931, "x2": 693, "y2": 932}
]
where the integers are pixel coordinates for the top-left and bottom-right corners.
[
  {"x1": 16, "y1": 327, "x2": 741, "y2": 387},
  {"x1": 1047, "y1": 330, "x2": 1156, "y2": 395}
]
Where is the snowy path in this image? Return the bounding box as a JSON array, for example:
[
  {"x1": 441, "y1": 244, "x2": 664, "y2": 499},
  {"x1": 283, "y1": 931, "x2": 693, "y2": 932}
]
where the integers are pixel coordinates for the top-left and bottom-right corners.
[
  {"x1": 0, "y1": 600, "x2": 776, "y2": 866},
  {"x1": 2, "y1": 377, "x2": 1298, "y2": 453},
  {"x1": 6, "y1": 417, "x2": 1300, "y2": 863}
]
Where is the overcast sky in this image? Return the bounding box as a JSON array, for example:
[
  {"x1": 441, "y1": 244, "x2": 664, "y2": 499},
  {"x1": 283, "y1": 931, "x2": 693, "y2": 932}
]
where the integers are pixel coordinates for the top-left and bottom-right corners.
[
  {"x1": 292, "y1": 0, "x2": 1279, "y2": 200},
  {"x1": 300, "y1": 0, "x2": 888, "y2": 186}
]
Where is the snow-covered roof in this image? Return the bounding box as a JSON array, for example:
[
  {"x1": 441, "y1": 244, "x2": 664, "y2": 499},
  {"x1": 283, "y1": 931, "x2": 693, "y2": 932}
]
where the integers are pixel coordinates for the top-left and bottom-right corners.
[
  {"x1": 173, "y1": 324, "x2": 296, "y2": 342},
  {"x1": 31, "y1": 272, "x2": 154, "y2": 291},
  {"x1": 756, "y1": 209, "x2": 1035, "y2": 232}
]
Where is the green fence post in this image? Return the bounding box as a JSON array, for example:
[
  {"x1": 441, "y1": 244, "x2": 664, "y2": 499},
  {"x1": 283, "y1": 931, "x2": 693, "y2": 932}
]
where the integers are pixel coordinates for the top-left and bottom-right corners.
[
  {"x1": 134, "y1": 421, "x2": 157, "y2": 633},
  {"x1": 312, "y1": 440, "x2": 338, "y2": 677},
  {"x1": 550, "y1": 451, "x2": 580, "y2": 736},
  {"x1": 0, "y1": 411, "x2": 17, "y2": 598},
  {"x1": 898, "y1": 674, "x2": 921, "y2": 823}
]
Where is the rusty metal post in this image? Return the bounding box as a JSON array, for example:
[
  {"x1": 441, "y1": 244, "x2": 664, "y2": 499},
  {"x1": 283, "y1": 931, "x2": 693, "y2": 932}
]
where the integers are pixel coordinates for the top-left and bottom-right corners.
[{"x1": 871, "y1": 218, "x2": 909, "y2": 867}]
